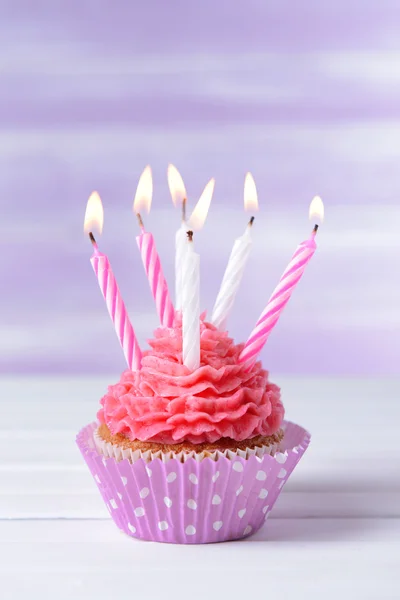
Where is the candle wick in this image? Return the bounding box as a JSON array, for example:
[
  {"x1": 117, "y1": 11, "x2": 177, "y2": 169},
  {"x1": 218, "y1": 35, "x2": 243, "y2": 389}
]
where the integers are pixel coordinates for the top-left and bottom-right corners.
[
  {"x1": 248, "y1": 216, "x2": 255, "y2": 227},
  {"x1": 312, "y1": 224, "x2": 319, "y2": 235},
  {"x1": 187, "y1": 230, "x2": 193, "y2": 242},
  {"x1": 182, "y1": 197, "x2": 187, "y2": 224},
  {"x1": 89, "y1": 232, "x2": 97, "y2": 246},
  {"x1": 136, "y1": 212, "x2": 145, "y2": 231}
]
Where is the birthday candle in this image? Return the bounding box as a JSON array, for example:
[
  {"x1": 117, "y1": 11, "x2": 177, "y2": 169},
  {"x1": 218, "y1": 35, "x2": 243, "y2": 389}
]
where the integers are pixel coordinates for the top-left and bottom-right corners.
[
  {"x1": 178, "y1": 179, "x2": 215, "y2": 370},
  {"x1": 211, "y1": 173, "x2": 259, "y2": 330},
  {"x1": 175, "y1": 224, "x2": 187, "y2": 311},
  {"x1": 239, "y1": 196, "x2": 324, "y2": 369},
  {"x1": 168, "y1": 165, "x2": 215, "y2": 311},
  {"x1": 167, "y1": 165, "x2": 187, "y2": 311},
  {"x1": 84, "y1": 192, "x2": 142, "y2": 371},
  {"x1": 134, "y1": 166, "x2": 174, "y2": 327},
  {"x1": 182, "y1": 231, "x2": 200, "y2": 370}
]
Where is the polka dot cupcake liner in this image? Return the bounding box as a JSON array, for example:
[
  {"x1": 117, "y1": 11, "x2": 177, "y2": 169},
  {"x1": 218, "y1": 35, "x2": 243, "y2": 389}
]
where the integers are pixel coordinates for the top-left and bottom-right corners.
[{"x1": 76, "y1": 421, "x2": 310, "y2": 544}]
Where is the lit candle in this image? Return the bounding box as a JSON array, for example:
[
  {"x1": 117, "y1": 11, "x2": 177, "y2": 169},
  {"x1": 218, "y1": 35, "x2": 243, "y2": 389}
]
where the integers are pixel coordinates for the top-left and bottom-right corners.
[
  {"x1": 211, "y1": 172, "x2": 259, "y2": 330},
  {"x1": 181, "y1": 180, "x2": 215, "y2": 370},
  {"x1": 134, "y1": 166, "x2": 174, "y2": 328},
  {"x1": 239, "y1": 196, "x2": 324, "y2": 369},
  {"x1": 168, "y1": 164, "x2": 215, "y2": 310},
  {"x1": 182, "y1": 231, "x2": 200, "y2": 370},
  {"x1": 167, "y1": 164, "x2": 187, "y2": 311},
  {"x1": 84, "y1": 192, "x2": 142, "y2": 370}
]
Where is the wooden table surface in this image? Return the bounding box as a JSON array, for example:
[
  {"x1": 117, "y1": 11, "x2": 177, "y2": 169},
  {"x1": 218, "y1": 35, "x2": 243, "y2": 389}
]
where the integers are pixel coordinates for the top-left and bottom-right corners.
[{"x1": 2, "y1": 376, "x2": 399, "y2": 599}]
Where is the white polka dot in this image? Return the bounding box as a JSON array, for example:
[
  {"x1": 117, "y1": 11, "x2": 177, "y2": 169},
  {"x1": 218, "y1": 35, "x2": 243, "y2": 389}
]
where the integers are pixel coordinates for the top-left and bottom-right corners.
[
  {"x1": 158, "y1": 521, "x2": 168, "y2": 531},
  {"x1": 236, "y1": 485, "x2": 243, "y2": 496},
  {"x1": 94, "y1": 474, "x2": 101, "y2": 484},
  {"x1": 164, "y1": 496, "x2": 173, "y2": 508},
  {"x1": 185, "y1": 525, "x2": 196, "y2": 536},
  {"x1": 275, "y1": 452, "x2": 287, "y2": 464},
  {"x1": 121, "y1": 476, "x2": 128, "y2": 486},
  {"x1": 146, "y1": 467, "x2": 152, "y2": 477},
  {"x1": 244, "y1": 525, "x2": 252, "y2": 535},
  {"x1": 238, "y1": 508, "x2": 247, "y2": 519},
  {"x1": 277, "y1": 468, "x2": 287, "y2": 479},
  {"x1": 259, "y1": 488, "x2": 269, "y2": 499},
  {"x1": 256, "y1": 470, "x2": 267, "y2": 481},
  {"x1": 212, "y1": 471, "x2": 220, "y2": 483},
  {"x1": 167, "y1": 472, "x2": 177, "y2": 483},
  {"x1": 212, "y1": 494, "x2": 221, "y2": 505},
  {"x1": 109, "y1": 498, "x2": 117, "y2": 509},
  {"x1": 262, "y1": 504, "x2": 270, "y2": 514},
  {"x1": 292, "y1": 447, "x2": 299, "y2": 454},
  {"x1": 117, "y1": 492, "x2": 123, "y2": 500},
  {"x1": 134, "y1": 507, "x2": 145, "y2": 517},
  {"x1": 128, "y1": 523, "x2": 136, "y2": 533},
  {"x1": 233, "y1": 462, "x2": 243, "y2": 472},
  {"x1": 139, "y1": 487, "x2": 149, "y2": 499},
  {"x1": 256, "y1": 456, "x2": 263, "y2": 463},
  {"x1": 189, "y1": 473, "x2": 198, "y2": 484},
  {"x1": 213, "y1": 521, "x2": 223, "y2": 531},
  {"x1": 187, "y1": 499, "x2": 197, "y2": 510}
]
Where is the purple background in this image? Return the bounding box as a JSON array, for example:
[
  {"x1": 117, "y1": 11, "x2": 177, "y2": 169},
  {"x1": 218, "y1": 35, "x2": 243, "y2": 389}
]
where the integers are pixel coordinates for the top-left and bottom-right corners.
[{"x1": 2, "y1": 1, "x2": 400, "y2": 376}]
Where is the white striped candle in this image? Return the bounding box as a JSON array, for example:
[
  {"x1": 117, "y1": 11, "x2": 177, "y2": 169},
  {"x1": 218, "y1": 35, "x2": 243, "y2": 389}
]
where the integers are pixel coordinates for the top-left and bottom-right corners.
[
  {"x1": 211, "y1": 172, "x2": 258, "y2": 330},
  {"x1": 182, "y1": 231, "x2": 200, "y2": 370}
]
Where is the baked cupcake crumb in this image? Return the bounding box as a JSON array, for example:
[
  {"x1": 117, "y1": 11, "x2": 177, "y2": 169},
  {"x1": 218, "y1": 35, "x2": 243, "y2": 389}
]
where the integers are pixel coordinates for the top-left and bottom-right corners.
[{"x1": 98, "y1": 422, "x2": 284, "y2": 454}]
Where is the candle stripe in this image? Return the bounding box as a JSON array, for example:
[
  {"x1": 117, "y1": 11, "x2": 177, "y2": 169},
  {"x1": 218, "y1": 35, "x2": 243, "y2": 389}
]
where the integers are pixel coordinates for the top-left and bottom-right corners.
[
  {"x1": 137, "y1": 232, "x2": 175, "y2": 328},
  {"x1": 91, "y1": 252, "x2": 142, "y2": 371},
  {"x1": 239, "y1": 236, "x2": 316, "y2": 369},
  {"x1": 272, "y1": 248, "x2": 314, "y2": 288},
  {"x1": 110, "y1": 272, "x2": 118, "y2": 322},
  {"x1": 117, "y1": 295, "x2": 124, "y2": 342},
  {"x1": 260, "y1": 266, "x2": 308, "y2": 318}
]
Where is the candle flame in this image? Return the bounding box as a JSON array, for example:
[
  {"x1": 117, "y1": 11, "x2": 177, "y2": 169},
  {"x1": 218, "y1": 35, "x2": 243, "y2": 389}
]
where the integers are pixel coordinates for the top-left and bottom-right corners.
[
  {"x1": 188, "y1": 178, "x2": 215, "y2": 231},
  {"x1": 84, "y1": 191, "x2": 104, "y2": 235},
  {"x1": 167, "y1": 164, "x2": 187, "y2": 207},
  {"x1": 244, "y1": 172, "x2": 259, "y2": 212},
  {"x1": 309, "y1": 195, "x2": 324, "y2": 223},
  {"x1": 133, "y1": 165, "x2": 153, "y2": 214}
]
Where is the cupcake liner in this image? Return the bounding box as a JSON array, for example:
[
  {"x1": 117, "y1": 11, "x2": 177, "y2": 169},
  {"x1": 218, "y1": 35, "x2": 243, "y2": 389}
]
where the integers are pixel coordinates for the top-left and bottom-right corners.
[
  {"x1": 93, "y1": 427, "x2": 282, "y2": 463},
  {"x1": 76, "y1": 420, "x2": 310, "y2": 544}
]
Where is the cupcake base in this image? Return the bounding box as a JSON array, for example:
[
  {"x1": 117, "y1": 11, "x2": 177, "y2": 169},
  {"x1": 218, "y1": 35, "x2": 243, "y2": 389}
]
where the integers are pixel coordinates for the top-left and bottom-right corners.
[
  {"x1": 95, "y1": 423, "x2": 284, "y2": 463},
  {"x1": 77, "y1": 420, "x2": 310, "y2": 544}
]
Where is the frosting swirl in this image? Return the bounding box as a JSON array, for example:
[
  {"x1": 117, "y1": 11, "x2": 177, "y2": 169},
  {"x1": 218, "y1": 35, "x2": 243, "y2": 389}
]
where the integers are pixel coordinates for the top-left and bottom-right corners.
[{"x1": 98, "y1": 316, "x2": 284, "y2": 444}]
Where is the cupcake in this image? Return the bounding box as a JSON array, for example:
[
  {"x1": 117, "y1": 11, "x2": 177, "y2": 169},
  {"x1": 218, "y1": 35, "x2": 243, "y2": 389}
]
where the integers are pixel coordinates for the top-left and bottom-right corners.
[{"x1": 77, "y1": 315, "x2": 311, "y2": 544}]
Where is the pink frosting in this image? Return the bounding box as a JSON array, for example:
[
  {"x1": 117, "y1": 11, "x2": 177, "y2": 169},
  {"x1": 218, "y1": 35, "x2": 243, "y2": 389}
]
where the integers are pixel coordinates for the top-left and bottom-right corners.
[{"x1": 98, "y1": 316, "x2": 284, "y2": 445}]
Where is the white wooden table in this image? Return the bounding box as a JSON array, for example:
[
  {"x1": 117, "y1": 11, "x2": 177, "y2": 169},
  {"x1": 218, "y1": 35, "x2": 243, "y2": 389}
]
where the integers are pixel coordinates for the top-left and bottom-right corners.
[{"x1": 2, "y1": 376, "x2": 399, "y2": 599}]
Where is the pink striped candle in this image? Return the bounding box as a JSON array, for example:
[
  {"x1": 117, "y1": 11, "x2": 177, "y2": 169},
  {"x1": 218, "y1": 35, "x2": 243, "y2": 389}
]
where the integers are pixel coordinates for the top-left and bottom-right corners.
[
  {"x1": 136, "y1": 217, "x2": 175, "y2": 328},
  {"x1": 84, "y1": 192, "x2": 142, "y2": 371},
  {"x1": 239, "y1": 197, "x2": 324, "y2": 369},
  {"x1": 134, "y1": 166, "x2": 175, "y2": 328},
  {"x1": 90, "y1": 237, "x2": 142, "y2": 371}
]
